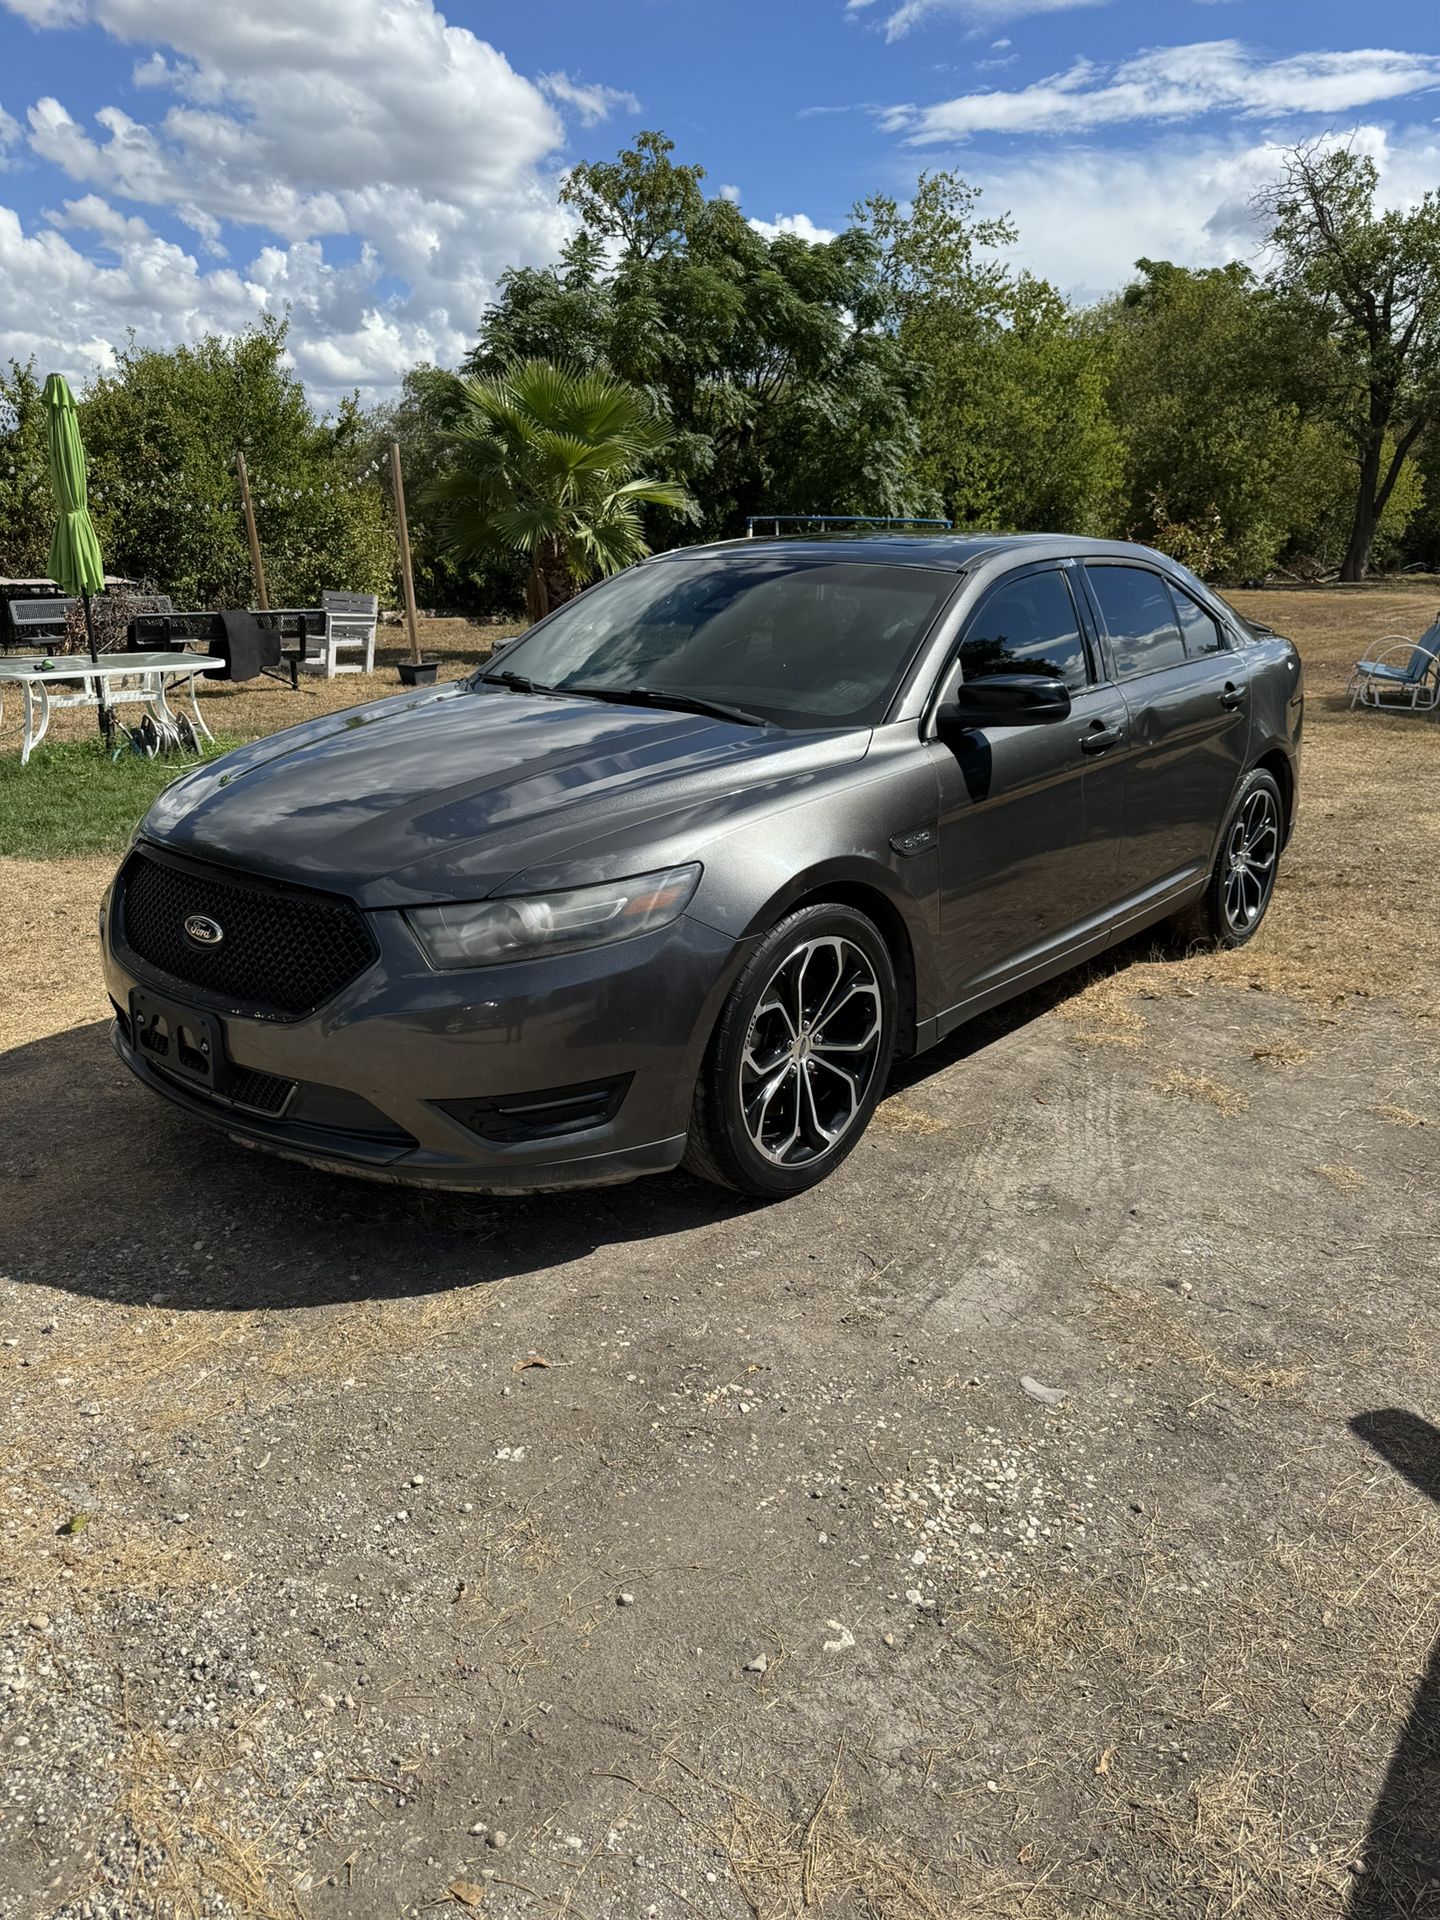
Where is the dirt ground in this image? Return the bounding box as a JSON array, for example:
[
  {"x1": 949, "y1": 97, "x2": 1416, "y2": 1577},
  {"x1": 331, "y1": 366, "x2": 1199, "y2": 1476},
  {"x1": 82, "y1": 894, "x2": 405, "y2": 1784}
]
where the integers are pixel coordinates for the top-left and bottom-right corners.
[{"x1": 1, "y1": 585, "x2": 1438, "y2": 1920}]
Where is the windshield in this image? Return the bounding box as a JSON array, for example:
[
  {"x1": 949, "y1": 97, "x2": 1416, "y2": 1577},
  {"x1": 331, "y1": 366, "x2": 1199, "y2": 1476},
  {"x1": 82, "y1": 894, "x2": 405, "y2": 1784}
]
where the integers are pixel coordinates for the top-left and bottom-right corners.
[{"x1": 474, "y1": 556, "x2": 961, "y2": 729}]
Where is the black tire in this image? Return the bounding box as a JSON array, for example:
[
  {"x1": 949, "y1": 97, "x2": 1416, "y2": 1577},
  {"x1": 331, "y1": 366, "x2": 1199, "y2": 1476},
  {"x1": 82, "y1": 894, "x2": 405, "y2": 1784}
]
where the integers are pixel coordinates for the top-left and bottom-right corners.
[
  {"x1": 1169, "y1": 767, "x2": 1284, "y2": 950},
  {"x1": 683, "y1": 903, "x2": 898, "y2": 1198}
]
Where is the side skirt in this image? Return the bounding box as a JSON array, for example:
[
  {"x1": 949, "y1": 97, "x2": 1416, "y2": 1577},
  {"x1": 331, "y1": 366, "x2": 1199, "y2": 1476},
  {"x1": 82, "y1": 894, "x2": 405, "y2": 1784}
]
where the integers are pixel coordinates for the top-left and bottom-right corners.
[{"x1": 914, "y1": 867, "x2": 1206, "y2": 1053}]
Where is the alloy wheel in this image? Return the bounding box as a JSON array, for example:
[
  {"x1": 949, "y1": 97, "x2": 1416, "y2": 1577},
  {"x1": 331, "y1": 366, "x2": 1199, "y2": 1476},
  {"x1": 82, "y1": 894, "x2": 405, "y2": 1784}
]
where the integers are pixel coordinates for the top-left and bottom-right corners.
[
  {"x1": 1223, "y1": 788, "x2": 1279, "y2": 935},
  {"x1": 738, "y1": 936, "x2": 886, "y2": 1167}
]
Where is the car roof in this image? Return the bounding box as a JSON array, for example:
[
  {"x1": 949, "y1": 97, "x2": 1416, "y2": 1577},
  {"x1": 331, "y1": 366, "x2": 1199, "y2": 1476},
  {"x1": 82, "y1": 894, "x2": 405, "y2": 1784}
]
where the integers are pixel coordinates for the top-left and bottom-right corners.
[{"x1": 647, "y1": 533, "x2": 1171, "y2": 574}]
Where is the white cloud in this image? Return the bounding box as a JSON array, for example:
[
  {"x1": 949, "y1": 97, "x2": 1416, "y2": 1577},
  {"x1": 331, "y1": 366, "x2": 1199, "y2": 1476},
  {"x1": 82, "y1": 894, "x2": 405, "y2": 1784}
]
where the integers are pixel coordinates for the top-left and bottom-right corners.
[
  {"x1": 747, "y1": 212, "x2": 840, "y2": 244},
  {"x1": 884, "y1": 40, "x2": 1440, "y2": 141},
  {"x1": 848, "y1": 0, "x2": 1103, "y2": 45},
  {"x1": 719, "y1": 183, "x2": 742, "y2": 203},
  {"x1": 0, "y1": 102, "x2": 22, "y2": 154},
  {"x1": 0, "y1": 0, "x2": 645, "y2": 394},
  {"x1": 538, "y1": 71, "x2": 641, "y2": 127},
  {"x1": 968, "y1": 122, "x2": 1440, "y2": 303}
]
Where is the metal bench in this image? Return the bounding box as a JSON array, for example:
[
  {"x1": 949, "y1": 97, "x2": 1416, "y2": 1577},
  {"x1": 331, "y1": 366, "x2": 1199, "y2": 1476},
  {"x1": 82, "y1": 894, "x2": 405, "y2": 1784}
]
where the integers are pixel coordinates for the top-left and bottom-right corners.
[
  {"x1": 129, "y1": 608, "x2": 326, "y2": 690},
  {"x1": 5, "y1": 596, "x2": 76, "y2": 650}
]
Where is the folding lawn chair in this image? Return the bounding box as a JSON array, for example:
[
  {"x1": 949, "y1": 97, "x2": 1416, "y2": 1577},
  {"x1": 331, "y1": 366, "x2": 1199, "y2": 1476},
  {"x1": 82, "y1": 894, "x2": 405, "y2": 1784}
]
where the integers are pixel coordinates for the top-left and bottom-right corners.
[{"x1": 1348, "y1": 614, "x2": 1440, "y2": 713}]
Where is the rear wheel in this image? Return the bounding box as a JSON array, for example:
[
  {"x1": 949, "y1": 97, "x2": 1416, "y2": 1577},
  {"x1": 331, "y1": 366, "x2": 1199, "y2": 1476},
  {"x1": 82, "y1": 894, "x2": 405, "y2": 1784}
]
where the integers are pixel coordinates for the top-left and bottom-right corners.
[
  {"x1": 1170, "y1": 767, "x2": 1284, "y2": 949},
  {"x1": 683, "y1": 903, "x2": 897, "y2": 1197}
]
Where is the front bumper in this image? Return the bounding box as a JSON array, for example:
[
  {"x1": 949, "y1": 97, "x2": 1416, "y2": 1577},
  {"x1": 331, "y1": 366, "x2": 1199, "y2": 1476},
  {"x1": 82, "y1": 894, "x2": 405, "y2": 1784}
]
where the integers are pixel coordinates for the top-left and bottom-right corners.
[{"x1": 102, "y1": 892, "x2": 742, "y2": 1194}]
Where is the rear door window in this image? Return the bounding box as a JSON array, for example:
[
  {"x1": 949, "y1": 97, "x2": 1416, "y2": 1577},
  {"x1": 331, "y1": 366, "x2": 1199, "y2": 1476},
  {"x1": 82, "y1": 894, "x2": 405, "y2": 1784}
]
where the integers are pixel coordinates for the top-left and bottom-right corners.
[
  {"x1": 1167, "y1": 583, "x2": 1228, "y2": 658},
  {"x1": 1085, "y1": 565, "x2": 1186, "y2": 679},
  {"x1": 960, "y1": 570, "x2": 1091, "y2": 692}
]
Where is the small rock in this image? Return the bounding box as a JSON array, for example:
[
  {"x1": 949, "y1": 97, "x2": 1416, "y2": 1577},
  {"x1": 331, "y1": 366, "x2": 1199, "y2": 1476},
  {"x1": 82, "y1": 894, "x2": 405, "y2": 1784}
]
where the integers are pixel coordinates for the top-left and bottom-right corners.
[
  {"x1": 617, "y1": 1592, "x2": 635, "y2": 1607},
  {"x1": 488, "y1": 1829, "x2": 509, "y2": 1851},
  {"x1": 882, "y1": 1631, "x2": 896, "y2": 1647},
  {"x1": 743, "y1": 1653, "x2": 768, "y2": 1675},
  {"x1": 1020, "y1": 1375, "x2": 1067, "y2": 1408},
  {"x1": 468, "y1": 1821, "x2": 488, "y2": 1837}
]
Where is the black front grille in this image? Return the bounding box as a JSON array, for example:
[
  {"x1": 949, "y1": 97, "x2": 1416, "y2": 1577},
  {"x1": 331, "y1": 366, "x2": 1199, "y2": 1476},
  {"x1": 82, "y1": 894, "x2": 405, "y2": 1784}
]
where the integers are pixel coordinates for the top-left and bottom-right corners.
[{"x1": 116, "y1": 848, "x2": 377, "y2": 1018}]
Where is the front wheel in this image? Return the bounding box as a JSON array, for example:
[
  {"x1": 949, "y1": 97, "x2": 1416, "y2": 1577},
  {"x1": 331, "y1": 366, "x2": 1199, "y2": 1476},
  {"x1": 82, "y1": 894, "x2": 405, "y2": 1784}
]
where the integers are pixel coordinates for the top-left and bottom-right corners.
[
  {"x1": 683, "y1": 903, "x2": 897, "y2": 1198},
  {"x1": 1171, "y1": 768, "x2": 1284, "y2": 950}
]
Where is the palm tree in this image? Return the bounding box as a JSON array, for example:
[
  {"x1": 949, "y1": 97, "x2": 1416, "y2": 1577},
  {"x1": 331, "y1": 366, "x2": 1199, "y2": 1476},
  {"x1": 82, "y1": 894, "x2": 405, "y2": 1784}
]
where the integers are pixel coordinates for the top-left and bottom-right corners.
[{"x1": 425, "y1": 359, "x2": 696, "y2": 622}]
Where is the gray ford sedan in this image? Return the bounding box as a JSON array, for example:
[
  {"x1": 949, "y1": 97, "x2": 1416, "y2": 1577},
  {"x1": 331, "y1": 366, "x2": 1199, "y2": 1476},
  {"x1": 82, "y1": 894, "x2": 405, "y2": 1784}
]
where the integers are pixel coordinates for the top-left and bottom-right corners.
[{"x1": 101, "y1": 534, "x2": 1303, "y2": 1199}]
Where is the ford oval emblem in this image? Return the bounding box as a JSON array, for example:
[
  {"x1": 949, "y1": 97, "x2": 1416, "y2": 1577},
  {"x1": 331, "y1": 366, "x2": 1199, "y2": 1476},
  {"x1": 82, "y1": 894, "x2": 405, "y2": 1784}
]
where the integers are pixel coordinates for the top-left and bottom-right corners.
[{"x1": 184, "y1": 913, "x2": 224, "y2": 947}]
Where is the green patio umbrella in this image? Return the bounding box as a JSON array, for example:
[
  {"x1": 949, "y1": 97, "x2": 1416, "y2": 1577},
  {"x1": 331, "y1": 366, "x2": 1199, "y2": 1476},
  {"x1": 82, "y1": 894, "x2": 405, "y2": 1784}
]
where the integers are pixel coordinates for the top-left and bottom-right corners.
[{"x1": 42, "y1": 371, "x2": 111, "y2": 743}]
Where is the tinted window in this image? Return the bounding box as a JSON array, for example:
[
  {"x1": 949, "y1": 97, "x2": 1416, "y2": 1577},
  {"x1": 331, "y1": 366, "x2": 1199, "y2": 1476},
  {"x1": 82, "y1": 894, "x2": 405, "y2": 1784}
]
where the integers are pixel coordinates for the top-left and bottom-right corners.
[
  {"x1": 480, "y1": 558, "x2": 957, "y2": 730},
  {"x1": 959, "y1": 571, "x2": 1090, "y2": 692},
  {"x1": 1085, "y1": 566, "x2": 1186, "y2": 678},
  {"x1": 1168, "y1": 583, "x2": 1227, "y2": 658}
]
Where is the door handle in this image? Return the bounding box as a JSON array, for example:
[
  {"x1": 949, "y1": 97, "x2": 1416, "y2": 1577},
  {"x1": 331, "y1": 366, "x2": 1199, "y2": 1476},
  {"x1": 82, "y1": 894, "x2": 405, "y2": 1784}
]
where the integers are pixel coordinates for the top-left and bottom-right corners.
[
  {"x1": 1219, "y1": 683, "x2": 1247, "y2": 709},
  {"x1": 1080, "y1": 723, "x2": 1124, "y2": 754}
]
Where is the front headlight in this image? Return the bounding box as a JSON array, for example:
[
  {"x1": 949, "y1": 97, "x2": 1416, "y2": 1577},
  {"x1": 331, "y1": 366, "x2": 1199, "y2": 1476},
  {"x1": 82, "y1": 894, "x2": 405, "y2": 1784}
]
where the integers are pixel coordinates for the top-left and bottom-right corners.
[{"x1": 404, "y1": 863, "x2": 702, "y2": 970}]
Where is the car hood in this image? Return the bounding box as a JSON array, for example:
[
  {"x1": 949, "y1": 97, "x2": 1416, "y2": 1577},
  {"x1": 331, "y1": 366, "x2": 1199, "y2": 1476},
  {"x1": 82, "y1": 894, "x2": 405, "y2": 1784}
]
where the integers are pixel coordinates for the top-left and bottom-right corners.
[{"x1": 141, "y1": 683, "x2": 868, "y2": 907}]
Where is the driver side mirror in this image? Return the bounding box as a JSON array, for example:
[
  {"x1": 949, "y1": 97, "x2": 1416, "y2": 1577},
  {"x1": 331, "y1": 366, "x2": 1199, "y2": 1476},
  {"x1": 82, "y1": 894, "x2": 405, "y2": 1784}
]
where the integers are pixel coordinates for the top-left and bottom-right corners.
[{"x1": 936, "y1": 673, "x2": 1071, "y2": 736}]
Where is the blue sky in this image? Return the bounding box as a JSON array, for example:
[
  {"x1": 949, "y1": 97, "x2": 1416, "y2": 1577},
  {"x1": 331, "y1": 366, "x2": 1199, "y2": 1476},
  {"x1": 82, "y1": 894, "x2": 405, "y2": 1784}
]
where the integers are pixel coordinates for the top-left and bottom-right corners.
[{"x1": 1, "y1": 0, "x2": 1437, "y2": 400}]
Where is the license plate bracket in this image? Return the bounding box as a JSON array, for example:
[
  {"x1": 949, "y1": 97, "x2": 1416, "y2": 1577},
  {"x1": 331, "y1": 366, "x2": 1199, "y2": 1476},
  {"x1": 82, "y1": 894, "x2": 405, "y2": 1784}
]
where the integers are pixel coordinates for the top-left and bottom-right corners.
[{"x1": 129, "y1": 989, "x2": 225, "y2": 1093}]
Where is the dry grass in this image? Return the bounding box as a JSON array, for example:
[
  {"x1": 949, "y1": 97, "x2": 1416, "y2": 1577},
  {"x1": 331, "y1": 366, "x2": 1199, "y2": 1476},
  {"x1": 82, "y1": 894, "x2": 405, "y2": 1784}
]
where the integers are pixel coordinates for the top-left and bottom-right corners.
[
  {"x1": 1314, "y1": 1162, "x2": 1367, "y2": 1191},
  {"x1": 1, "y1": 1288, "x2": 509, "y2": 1449},
  {"x1": 873, "y1": 1095, "x2": 950, "y2": 1135},
  {"x1": 1087, "y1": 1276, "x2": 1307, "y2": 1403},
  {"x1": 106, "y1": 1715, "x2": 314, "y2": 1920},
  {"x1": 1248, "y1": 1036, "x2": 1314, "y2": 1067},
  {"x1": 949, "y1": 1459, "x2": 1440, "y2": 1917},
  {"x1": 1153, "y1": 1066, "x2": 1250, "y2": 1116},
  {"x1": 1371, "y1": 1102, "x2": 1428, "y2": 1128},
  {"x1": 605, "y1": 1747, "x2": 1024, "y2": 1920},
  {"x1": 0, "y1": 1465, "x2": 225, "y2": 1629}
]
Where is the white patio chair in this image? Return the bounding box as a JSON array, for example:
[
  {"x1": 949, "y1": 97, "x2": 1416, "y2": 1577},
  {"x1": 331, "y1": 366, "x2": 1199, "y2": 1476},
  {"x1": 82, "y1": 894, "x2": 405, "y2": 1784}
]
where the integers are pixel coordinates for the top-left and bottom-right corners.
[
  {"x1": 310, "y1": 591, "x2": 379, "y2": 677},
  {"x1": 1348, "y1": 614, "x2": 1440, "y2": 714}
]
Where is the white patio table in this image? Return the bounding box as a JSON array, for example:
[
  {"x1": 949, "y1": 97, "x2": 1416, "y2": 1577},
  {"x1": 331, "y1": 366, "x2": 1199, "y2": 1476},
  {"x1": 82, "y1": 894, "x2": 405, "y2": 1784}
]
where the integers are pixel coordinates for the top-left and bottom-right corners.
[{"x1": 0, "y1": 651, "x2": 226, "y2": 765}]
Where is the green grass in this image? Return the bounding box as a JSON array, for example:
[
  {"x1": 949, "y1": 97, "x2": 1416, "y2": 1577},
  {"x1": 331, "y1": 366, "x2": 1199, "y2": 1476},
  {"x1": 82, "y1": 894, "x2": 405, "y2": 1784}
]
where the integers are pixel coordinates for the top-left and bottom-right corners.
[{"x1": 0, "y1": 735, "x2": 247, "y2": 858}]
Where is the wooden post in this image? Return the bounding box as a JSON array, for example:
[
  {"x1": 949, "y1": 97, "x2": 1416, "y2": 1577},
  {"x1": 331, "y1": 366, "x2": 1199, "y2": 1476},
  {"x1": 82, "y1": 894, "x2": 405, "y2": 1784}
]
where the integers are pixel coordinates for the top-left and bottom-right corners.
[
  {"x1": 234, "y1": 450, "x2": 269, "y2": 611},
  {"x1": 390, "y1": 440, "x2": 421, "y2": 665}
]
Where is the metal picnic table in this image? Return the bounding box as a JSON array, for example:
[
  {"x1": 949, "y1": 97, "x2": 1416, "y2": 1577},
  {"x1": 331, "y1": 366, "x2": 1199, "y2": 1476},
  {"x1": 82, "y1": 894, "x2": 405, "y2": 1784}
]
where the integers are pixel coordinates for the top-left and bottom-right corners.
[{"x1": 0, "y1": 651, "x2": 226, "y2": 765}]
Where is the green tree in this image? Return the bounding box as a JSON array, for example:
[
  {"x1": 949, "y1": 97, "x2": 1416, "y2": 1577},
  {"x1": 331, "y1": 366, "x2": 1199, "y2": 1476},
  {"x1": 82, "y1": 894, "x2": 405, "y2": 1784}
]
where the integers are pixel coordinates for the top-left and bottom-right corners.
[
  {"x1": 0, "y1": 359, "x2": 56, "y2": 578},
  {"x1": 859, "y1": 173, "x2": 1121, "y2": 535},
  {"x1": 1259, "y1": 143, "x2": 1440, "y2": 580},
  {"x1": 425, "y1": 358, "x2": 696, "y2": 621},
  {"x1": 1100, "y1": 259, "x2": 1324, "y2": 578},
  {"x1": 463, "y1": 132, "x2": 933, "y2": 540},
  {"x1": 81, "y1": 319, "x2": 395, "y2": 606}
]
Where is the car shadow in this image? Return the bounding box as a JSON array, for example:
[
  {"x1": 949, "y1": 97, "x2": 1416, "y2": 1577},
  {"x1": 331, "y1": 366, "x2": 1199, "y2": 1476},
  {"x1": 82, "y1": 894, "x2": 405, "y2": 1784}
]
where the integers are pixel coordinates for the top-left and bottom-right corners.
[
  {"x1": 2, "y1": 1019, "x2": 760, "y2": 1314},
  {"x1": 5, "y1": 930, "x2": 1191, "y2": 1315},
  {"x1": 1346, "y1": 1410, "x2": 1440, "y2": 1917}
]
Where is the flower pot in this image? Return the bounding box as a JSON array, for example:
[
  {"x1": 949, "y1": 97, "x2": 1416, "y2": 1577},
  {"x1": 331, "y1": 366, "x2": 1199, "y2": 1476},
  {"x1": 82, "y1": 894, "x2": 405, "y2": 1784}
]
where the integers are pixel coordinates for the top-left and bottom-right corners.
[{"x1": 397, "y1": 659, "x2": 439, "y2": 687}]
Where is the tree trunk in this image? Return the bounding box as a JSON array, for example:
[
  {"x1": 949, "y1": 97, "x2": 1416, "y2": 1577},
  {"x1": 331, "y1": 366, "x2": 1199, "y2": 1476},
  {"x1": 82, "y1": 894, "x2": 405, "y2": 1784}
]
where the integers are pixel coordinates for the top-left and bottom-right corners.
[
  {"x1": 523, "y1": 539, "x2": 575, "y2": 623},
  {"x1": 1340, "y1": 435, "x2": 1384, "y2": 583}
]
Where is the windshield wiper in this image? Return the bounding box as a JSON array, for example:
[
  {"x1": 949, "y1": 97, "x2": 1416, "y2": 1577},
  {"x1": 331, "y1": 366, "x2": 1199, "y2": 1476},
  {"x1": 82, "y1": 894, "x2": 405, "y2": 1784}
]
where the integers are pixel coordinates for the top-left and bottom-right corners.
[
  {"x1": 479, "y1": 668, "x2": 550, "y2": 694},
  {"x1": 561, "y1": 684, "x2": 766, "y2": 728}
]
